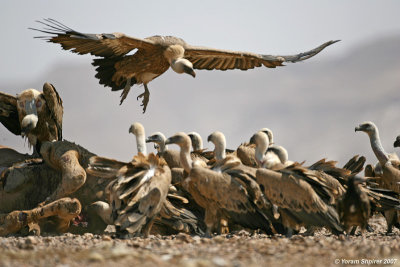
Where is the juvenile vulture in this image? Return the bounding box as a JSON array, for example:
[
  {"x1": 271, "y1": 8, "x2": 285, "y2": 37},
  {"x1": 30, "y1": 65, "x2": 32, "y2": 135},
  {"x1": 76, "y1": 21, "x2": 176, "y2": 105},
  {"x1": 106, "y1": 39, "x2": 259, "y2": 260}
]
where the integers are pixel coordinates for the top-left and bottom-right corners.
[
  {"x1": 0, "y1": 83, "x2": 63, "y2": 154},
  {"x1": 31, "y1": 18, "x2": 338, "y2": 113},
  {"x1": 166, "y1": 132, "x2": 278, "y2": 236}
]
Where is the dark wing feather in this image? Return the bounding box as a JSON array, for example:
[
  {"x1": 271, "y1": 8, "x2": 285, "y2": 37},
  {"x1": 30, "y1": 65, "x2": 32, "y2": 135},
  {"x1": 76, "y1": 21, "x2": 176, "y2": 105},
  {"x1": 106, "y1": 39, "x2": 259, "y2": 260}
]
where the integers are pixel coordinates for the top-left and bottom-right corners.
[
  {"x1": 30, "y1": 18, "x2": 156, "y2": 57},
  {"x1": 0, "y1": 91, "x2": 20, "y2": 135},
  {"x1": 184, "y1": 40, "x2": 339, "y2": 71},
  {"x1": 42, "y1": 83, "x2": 63, "y2": 140}
]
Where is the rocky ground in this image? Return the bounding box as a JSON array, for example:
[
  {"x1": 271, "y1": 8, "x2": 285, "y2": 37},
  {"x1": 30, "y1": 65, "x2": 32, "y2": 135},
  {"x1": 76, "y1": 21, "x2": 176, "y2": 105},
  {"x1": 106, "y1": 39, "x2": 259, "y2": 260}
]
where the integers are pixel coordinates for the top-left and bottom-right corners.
[{"x1": 1, "y1": 216, "x2": 400, "y2": 267}]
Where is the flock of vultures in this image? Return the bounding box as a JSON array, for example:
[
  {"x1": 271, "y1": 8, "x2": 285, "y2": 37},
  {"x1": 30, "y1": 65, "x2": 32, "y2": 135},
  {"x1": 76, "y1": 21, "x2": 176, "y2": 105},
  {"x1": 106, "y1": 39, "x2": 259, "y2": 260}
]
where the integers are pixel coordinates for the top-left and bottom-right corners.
[{"x1": 1, "y1": 19, "x2": 400, "y2": 239}]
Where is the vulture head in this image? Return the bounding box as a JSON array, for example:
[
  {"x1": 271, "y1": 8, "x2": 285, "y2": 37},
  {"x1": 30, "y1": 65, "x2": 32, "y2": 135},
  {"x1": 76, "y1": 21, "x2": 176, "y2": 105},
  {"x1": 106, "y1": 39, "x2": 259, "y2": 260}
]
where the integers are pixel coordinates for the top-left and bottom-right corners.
[
  {"x1": 17, "y1": 89, "x2": 45, "y2": 137},
  {"x1": 171, "y1": 58, "x2": 196, "y2": 78},
  {"x1": 355, "y1": 121, "x2": 377, "y2": 136},
  {"x1": 394, "y1": 135, "x2": 400, "y2": 148},
  {"x1": 146, "y1": 132, "x2": 167, "y2": 152},
  {"x1": 165, "y1": 132, "x2": 191, "y2": 150},
  {"x1": 188, "y1": 132, "x2": 203, "y2": 151},
  {"x1": 250, "y1": 131, "x2": 270, "y2": 166},
  {"x1": 259, "y1": 128, "x2": 274, "y2": 145},
  {"x1": 208, "y1": 131, "x2": 227, "y2": 161},
  {"x1": 129, "y1": 122, "x2": 147, "y2": 154}
]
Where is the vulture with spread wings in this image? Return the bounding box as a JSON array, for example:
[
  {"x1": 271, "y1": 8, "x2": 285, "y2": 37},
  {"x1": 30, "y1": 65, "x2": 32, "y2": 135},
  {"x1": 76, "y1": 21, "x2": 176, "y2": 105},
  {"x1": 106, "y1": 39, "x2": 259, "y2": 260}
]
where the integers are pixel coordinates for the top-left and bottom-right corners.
[
  {"x1": 0, "y1": 82, "x2": 63, "y2": 154},
  {"x1": 31, "y1": 18, "x2": 338, "y2": 113}
]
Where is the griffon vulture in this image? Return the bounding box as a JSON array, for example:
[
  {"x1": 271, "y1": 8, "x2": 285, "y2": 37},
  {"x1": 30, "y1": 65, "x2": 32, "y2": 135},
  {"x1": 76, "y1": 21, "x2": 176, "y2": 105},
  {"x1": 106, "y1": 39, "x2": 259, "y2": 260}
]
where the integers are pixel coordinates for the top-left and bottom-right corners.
[
  {"x1": 252, "y1": 131, "x2": 344, "y2": 235},
  {"x1": 0, "y1": 83, "x2": 63, "y2": 155},
  {"x1": 166, "y1": 132, "x2": 279, "y2": 236},
  {"x1": 31, "y1": 18, "x2": 338, "y2": 113},
  {"x1": 355, "y1": 121, "x2": 400, "y2": 233}
]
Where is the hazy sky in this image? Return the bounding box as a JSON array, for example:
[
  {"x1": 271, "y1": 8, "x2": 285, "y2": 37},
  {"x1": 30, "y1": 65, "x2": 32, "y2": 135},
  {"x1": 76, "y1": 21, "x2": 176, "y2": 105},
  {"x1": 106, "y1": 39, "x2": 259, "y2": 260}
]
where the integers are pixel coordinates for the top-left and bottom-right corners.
[{"x1": 1, "y1": 1, "x2": 400, "y2": 164}]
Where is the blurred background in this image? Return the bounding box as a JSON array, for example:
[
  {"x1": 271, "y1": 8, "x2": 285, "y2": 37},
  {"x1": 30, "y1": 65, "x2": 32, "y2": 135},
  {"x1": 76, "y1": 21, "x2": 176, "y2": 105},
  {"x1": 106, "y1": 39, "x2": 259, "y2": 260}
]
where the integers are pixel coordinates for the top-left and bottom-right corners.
[{"x1": 1, "y1": 0, "x2": 400, "y2": 165}]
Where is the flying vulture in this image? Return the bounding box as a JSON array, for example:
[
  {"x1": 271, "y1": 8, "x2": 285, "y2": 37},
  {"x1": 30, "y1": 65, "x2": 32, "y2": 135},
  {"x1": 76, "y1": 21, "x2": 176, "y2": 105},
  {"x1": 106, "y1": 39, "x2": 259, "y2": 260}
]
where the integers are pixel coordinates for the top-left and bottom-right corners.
[
  {"x1": 31, "y1": 18, "x2": 339, "y2": 113},
  {"x1": 0, "y1": 82, "x2": 63, "y2": 155}
]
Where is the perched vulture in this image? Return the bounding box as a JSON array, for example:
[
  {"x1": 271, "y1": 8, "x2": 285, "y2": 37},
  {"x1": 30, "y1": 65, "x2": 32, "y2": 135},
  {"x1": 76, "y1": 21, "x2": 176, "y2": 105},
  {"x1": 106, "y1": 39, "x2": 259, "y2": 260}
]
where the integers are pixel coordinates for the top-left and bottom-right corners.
[
  {"x1": 87, "y1": 153, "x2": 171, "y2": 237},
  {"x1": 31, "y1": 18, "x2": 338, "y2": 113},
  {"x1": 166, "y1": 132, "x2": 278, "y2": 236},
  {"x1": 355, "y1": 121, "x2": 400, "y2": 233},
  {"x1": 0, "y1": 83, "x2": 63, "y2": 154},
  {"x1": 252, "y1": 131, "x2": 344, "y2": 235},
  {"x1": 237, "y1": 128, "x2": 290, "y2": 168}
]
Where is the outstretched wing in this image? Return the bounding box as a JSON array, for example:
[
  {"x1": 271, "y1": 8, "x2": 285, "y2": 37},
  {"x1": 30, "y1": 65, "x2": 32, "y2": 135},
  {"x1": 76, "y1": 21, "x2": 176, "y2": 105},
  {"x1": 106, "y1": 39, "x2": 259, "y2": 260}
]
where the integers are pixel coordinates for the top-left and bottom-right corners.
[
  {"x1": 184, "y1": 40, "x2": 339, "y2": 71},
  {"x1": 0, "y1": 91, "x2": 20, "y2": 135},
  {"x1": 30, "y1": 18, "x2": 156, "y2": 57},
  {"x1": 42, "y1": 83, "x2": 63, "y2": 141}
]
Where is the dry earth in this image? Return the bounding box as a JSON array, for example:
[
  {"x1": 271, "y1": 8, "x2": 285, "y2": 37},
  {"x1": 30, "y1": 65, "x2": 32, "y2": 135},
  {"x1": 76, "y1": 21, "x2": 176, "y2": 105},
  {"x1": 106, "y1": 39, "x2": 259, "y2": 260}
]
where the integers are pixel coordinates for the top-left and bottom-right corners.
[{"x1": 0, "y1": 216, "x2": 400, "y2": 267}]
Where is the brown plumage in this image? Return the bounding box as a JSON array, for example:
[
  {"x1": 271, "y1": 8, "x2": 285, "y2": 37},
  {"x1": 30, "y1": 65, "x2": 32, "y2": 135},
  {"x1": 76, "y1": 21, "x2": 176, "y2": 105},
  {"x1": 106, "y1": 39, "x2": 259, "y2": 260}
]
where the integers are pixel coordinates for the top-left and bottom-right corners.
[
  {"x1": 355, "y1": 121, "x2": 400, "y2": 233},
  {"x1": 337, "y1": 176, "x2": 371, "y2": 234},
  {"x1": 256, "y1": 165, "x2": 343, "y2": 235},
  {"x1": 31, "y1": 18, "x2": 338, "y2": 113},
  {"x1": 166, "y1": 132, "x2": 277, "y2": 236},
  {"x1": 0, "y1": 83, "x2": 63, "y2": 154},
  {"x1": 87, "y1": 153, "x2": 171, "y2": 237}
]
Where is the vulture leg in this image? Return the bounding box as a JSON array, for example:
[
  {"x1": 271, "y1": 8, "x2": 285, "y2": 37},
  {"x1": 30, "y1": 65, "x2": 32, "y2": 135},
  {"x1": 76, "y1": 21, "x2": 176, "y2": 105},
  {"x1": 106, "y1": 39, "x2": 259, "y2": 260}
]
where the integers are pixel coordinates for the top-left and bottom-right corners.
[
  {"x1": 349, "y1": 226, "x2": 357, "y2": 235},
  {"x1": 0, "y1": 197, "x2": 81, "y2": 236},
  {"x1": 119, "y1": 78, "x2": 132, "y2": 105},
  {"x1": 137, "y1": 83, "x2": 150, "y2": 113},
  {"x1": 143, "y1": 217, "x2": 156, "y2": 238}
]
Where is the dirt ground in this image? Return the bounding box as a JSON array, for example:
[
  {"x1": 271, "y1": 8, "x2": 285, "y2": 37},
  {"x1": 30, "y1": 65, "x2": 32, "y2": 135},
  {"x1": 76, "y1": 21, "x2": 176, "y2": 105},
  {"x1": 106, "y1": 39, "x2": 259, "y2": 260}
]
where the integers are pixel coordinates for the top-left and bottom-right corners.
[{"x1": 1, "y1": 215, "x2": 400, "y2": 267}]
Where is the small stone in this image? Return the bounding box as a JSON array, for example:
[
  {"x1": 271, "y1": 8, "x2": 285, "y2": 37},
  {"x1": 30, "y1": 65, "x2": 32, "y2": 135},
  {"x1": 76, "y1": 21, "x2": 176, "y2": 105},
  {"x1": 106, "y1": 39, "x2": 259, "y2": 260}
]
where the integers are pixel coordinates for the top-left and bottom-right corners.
[
  {"x1": 213, "y1": 235, "x2": 225, "y2": 244},
  {"x1": 25, "y1": 236, "x2": 38, "y2": 245},
  {"x1": 212, "y1": 256, "x2": 227, "y2": 266},
  {"x1": 102, "y1": 235, "x2": 112, "y2": 241},
  {"x1": 176, "y1": 233, "x2": 192, "y2": 243},
  {"x1": 88, "y1": 252, "x2": 104, "y2": 262}
]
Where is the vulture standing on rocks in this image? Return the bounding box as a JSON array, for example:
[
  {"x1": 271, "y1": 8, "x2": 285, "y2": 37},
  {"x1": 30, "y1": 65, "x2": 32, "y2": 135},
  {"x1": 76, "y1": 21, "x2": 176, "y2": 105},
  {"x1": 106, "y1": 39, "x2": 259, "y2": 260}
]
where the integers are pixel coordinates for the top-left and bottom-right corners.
[
  {"x1": 166, "y1": 132, "x2": 277, "y2": 236},
  {"x1": 87, "y1": 123, "x2": 171, "y2": 237},
  {"x1": 0, "y1": 83, "x2": 63, "y2": 155},
  {"x1": 252, "y1": 131, "x2": 344, "y2": 236},
  {"x1": 355, "y1": 121, "x2": 400, "y2": 233},
  {"x1": 31, "y1": 18, "x2": 338, "y2": 113}
]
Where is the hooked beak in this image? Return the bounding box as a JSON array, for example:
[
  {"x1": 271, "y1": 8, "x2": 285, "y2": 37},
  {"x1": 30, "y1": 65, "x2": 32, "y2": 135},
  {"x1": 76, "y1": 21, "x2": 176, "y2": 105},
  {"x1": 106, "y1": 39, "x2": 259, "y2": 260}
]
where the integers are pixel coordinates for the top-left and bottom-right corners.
[
  {"x1": 207, "y1": 135, "x2": 212, "y2": 143},
  {"x1": 355, "y1": 126, "x2": 361, "y2": 132}
]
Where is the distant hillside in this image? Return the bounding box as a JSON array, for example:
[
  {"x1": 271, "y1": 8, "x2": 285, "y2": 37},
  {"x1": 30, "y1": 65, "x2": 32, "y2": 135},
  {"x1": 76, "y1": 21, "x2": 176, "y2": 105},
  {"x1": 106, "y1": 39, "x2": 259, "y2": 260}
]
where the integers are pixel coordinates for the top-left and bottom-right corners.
[{"x1": 1, "y1": 35, "x2": 400, "y2": 165}]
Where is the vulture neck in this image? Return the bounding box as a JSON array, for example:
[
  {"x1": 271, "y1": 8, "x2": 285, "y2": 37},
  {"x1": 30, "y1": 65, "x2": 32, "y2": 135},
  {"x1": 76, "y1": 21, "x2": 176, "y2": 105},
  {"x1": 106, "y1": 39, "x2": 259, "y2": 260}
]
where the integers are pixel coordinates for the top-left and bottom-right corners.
[
  {"x1": 180, "y1": 143, "x2": 193, "y2": 173},
  {"x1": 158, "y1": 141, "x2": 168, "y2": 154},
  {"x1": 213, "y1": 139, "x2": 226, "y2": 161},
  {"x1": 368, "y1": 129, "x2": 389, "y2": 166},
  {"x1": 255, "y1": 140, "x2": 269, "y2": 167},
  {"x1": 135, "y1": 132, "x2": 147, "y2": 155}
]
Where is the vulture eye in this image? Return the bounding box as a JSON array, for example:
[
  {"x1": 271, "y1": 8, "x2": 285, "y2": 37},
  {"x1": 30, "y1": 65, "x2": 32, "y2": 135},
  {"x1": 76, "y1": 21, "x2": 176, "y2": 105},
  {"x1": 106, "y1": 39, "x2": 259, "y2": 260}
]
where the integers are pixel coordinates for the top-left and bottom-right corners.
[
  {"x1": 36, "y1": 100, "x2": 42, "y2": 108},
  {"x1": 18, "y1": 101, "x2": 24, "y2": 108}
]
